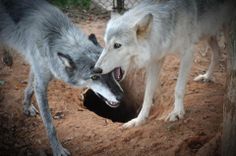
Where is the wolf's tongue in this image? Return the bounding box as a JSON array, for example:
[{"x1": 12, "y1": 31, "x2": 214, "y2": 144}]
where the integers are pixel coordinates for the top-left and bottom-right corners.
[{"x1": 114, "y1": 67, "x2": 121, "y2": 81}]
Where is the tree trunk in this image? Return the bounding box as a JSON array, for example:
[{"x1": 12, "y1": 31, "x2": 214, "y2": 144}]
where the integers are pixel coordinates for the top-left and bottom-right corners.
[{"x1": 222, "y1": 16, "x2": 236, "y2": 156}]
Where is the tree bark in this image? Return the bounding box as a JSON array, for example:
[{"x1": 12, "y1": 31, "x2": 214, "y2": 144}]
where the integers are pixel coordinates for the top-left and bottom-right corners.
[{"x1": 222, "y1": 16, "x2": 236, "y2": 156}]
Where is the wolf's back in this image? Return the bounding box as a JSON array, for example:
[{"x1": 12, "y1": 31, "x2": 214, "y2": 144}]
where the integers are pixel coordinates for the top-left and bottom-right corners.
[
  {"x1": 0, "y1": 0, "x2": 45, "y2": 32},
  {"x1": 0, "y1": 0, "x2": 46, "y2": 49},
  {"x1": 0, "y1": 0, "x2": 72, "y2": 56}
]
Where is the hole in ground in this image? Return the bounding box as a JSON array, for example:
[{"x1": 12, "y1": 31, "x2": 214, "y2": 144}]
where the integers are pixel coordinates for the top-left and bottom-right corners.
[{"x1": 83, "y1": 89, "x2": 137, "y2": 123}]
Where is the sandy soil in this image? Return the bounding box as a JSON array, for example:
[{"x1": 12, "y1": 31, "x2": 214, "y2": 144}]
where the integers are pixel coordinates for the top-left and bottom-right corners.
[{"x1": 0, "y1": 17, "x2": 227, "y2": 156}]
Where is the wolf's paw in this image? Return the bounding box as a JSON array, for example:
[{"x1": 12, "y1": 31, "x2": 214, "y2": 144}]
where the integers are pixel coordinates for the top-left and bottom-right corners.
[
  {"x1": 123, "y1": 117, "x2": 146, "y2": 128},
  {"x1": 165, "y1": 109, "x2": 185, "y2": 122},
  {"x1": 53, "y1": 145, "x2": 70, "y2": 156},
  {"x1": 194, "y1": 74, "x2": 213, "y2": 82},
  {"x1": 23, "y1": 105, "x2": 38, "y2": 117}
]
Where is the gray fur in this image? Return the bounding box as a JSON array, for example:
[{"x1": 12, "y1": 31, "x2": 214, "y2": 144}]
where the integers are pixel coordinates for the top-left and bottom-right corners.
[{"x1": 0, "y1": 0, "x2": 123, "y2": 155}]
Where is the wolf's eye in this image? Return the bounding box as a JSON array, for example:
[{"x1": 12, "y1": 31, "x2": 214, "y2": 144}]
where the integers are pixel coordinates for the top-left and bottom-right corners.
[
  {"x1": 91, "y1": 75, "x2": 99, "y2": 80},
  {"x1": 114, "y1": 43, "x2": 122, "y2": 49}
]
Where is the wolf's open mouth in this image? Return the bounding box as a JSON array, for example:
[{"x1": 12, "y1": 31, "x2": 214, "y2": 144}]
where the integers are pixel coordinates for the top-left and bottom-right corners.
[{"x1": 113, "y1": 67, "x2": 124, "y2": 82}]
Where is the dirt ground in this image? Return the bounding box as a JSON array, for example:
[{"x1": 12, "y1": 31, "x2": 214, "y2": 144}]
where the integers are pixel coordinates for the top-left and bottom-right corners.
[{"x1": 0, "y1": 15, "x2": 227, "y2": 156}]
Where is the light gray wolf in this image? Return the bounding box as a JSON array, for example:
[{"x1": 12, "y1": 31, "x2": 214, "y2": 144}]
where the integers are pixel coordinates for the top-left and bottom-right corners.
[
  {"x1": 94, "y1": 0, "x2": 236, "y2": 128},
  {"x1": 0, "y1": 0, "x2": 123, "y2": 155}
]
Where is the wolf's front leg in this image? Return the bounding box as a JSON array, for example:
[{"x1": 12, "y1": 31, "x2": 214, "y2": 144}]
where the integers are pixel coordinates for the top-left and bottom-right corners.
[
  {"x1": 123, "y1": 60, "x2": 163, "y2": 128},
  {"x1": 166, "y1": 48, "x2": 194, "y2": 121},
  {"x1": 33, "y1": 74, "x2": 70, "y2": 156},
  {"x1": 23, "y1": 70, "x2": 38, "y2": 116}
]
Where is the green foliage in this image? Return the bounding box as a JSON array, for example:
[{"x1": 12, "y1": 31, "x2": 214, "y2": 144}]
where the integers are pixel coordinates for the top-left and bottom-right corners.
[{"x1": 50, "y1": 0, "x2": 91, "y2": 9}]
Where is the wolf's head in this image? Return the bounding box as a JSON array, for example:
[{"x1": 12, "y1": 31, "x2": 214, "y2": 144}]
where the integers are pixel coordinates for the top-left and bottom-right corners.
[
  {"x1": 94, "y1": 13, "x2": 153, "y2": 81},
  {"x1": 56, "y1": 33, "x2": 123, "y2": 108}
]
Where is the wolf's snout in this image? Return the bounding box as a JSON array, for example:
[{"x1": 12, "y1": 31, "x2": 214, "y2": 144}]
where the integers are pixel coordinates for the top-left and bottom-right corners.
[{"x1": 93, "y1": 67, "x2": 103, "y2": 74}]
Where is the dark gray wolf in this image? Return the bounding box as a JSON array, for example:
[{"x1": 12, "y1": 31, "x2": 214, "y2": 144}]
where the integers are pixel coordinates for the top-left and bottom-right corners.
[
  {"x1": 94, "y1": 0, "x2": 235, "y2": 128},
  {"x1": 0, "y1": 0, "x2": 123, "y2": 155}
]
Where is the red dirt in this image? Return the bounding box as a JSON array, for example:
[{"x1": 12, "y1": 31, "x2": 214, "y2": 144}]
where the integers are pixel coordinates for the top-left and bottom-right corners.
[{"x1": 0, "y1": 18, "x2": 226, "y2": 156}]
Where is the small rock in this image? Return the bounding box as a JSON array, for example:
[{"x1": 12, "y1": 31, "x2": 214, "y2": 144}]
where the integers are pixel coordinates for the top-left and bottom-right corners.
[
  {"x1": 167, "y1": 124, "x2": 176, "y2": 131},
  {"x1": 197, "y1": 131, "x2": 206, "y2": 136},
  {"x1": 53, "y1": 112, "x2": 64, "y2": 120},
  {"x1": 183, "y1": 119, "x2": 188, "y2": 124},
  {"x1": 20, "y1": 80, "x2": 28, "y2": 84},
  {"x1": 202, "y1": 115, "x2": 209, "y2": 119}
]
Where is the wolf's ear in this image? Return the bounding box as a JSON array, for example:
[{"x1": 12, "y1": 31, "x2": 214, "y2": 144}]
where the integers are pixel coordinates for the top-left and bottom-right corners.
[
  {"x1": 57, "y1": 52, "x2": 76, "y2": 70},
  {"x1": 88, "y1": 33, "x2": 99, "y2": 46},
  {"x1": 134, "y1": 13, "x2": 153, "y2": 39}
]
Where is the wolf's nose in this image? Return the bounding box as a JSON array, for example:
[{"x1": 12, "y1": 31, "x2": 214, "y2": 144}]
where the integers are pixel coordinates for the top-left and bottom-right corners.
[
  {"x1": 93, "y1": 67, "x2": 103, "y2": 74},
  {"x1": 116, "y1": 95, "x2": 123, "y2": 102}
]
